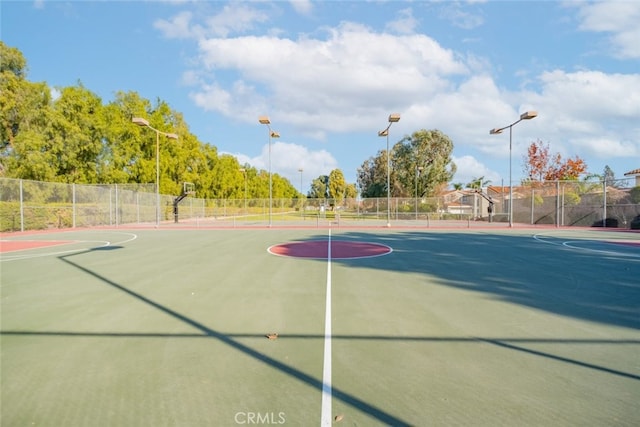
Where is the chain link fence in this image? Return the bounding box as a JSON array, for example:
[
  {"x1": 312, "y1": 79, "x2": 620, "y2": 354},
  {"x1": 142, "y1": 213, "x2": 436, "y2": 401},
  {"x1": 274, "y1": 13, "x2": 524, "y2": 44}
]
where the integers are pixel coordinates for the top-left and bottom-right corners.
[{"x1": 1, "y1": 177, "x2": 638, "y2": 231}]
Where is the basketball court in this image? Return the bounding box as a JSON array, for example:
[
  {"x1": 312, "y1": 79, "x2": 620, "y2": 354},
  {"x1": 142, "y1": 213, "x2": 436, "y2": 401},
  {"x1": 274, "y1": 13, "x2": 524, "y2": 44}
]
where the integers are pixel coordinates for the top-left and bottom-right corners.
[{"x1": 1, "y1": 226, "x2": 639, "y2": 426}]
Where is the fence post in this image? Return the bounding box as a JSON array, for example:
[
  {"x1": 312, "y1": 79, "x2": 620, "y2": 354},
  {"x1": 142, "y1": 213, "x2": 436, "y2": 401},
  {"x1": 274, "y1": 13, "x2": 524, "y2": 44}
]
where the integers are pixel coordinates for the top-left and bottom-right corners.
[
  {"x1": 115, "y1": 184, "x2": 119, "y2": 227},
  {"x1": 19, "y1": 179, "x2": 24, "y2": 232},
  {"x1": 530, "y1": 187, "x2": 534, "y2": 225},
  {"x1": 561, "y1": 183, "x2": 565, "y2": 227},
  {"x1": 72, "y1": 183, "x2": 76, "y2": 228},
  {"x1": 603, "y1": 180, "x2": 607, "y2": 227},
  {"x1": 556, "y1": 180, "x2": 560, "y2": 228}
]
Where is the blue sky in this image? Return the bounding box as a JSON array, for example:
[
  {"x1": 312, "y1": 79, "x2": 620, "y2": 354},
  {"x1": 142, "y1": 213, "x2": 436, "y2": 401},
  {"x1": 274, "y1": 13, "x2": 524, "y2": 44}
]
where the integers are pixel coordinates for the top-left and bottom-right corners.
[{"x1": 3, "y1": 0, "x2": 639, "y2": 191}]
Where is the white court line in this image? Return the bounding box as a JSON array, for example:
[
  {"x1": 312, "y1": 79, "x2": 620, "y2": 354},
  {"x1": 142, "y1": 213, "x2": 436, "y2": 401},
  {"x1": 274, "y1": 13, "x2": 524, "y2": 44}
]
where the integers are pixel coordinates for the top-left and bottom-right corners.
[
  {"x1": 0, "y1": 232, "x2": 138, "y2": 262},
  {"x1": 533, "y1": 233, "x2": 640, "y2": 258},
  {"x1": 320, "y1": 228, "x2": 333, "y2": 426}
]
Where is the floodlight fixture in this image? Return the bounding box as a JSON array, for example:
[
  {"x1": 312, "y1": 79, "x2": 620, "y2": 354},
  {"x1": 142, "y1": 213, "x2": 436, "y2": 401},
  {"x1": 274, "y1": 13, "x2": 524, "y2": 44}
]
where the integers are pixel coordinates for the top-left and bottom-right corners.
[
  {"x1": 131, "y1": 116, "x2": 178, "y2": 227},
  {"x1": 378, "y1": 113, "x2": 401, "y2": 227},
  {"x1": 132, "y1": 117, "x2": 150, "y2": 127},
  {"x1": 489, "y1": 110, "x2": 538, "y2": 227},
  {"x1": 259, "y1": 116, "x2": 280, "y2": 226}
]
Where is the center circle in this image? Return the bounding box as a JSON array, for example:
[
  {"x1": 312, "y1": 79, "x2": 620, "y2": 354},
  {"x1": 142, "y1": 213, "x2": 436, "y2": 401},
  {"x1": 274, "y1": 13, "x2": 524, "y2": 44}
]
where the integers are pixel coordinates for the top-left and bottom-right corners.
[{"x1": 268, "y1": 240, "x2": 392, "y2": 259}]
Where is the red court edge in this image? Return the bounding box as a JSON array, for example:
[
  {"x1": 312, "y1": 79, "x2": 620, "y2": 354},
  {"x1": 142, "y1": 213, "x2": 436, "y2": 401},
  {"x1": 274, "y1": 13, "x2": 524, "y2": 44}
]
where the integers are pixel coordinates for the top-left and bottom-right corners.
[
  {"x1": 0, "y1": 240, "x2": 72, "y2": 253},
  {"x1": 268, "y1": 240, "x2": 392, "y2": 259}
]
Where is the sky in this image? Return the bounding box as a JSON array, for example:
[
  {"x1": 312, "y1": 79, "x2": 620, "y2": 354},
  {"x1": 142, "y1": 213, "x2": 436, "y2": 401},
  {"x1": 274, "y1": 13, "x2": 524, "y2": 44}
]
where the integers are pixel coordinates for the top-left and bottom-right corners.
[{"x1": 2, "y1": 0, "x2": 639, "y2": 193}]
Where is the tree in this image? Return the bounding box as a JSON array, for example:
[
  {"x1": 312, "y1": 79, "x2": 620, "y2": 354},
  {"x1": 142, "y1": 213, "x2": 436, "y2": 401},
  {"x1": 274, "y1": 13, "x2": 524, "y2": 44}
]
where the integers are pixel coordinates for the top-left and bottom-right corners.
[
  {"x1": 0, "y1": 43, "x2": 304, "y2": 199},
  {"x1": 344, "y1": 183, "x2": 357, "y2": 199},
  {"x1": 308, "y1": 175, "x2": 329, "y2": 199},
  {"x1": 466, "y1": 176, "x2": 491, "y2": 190},
  {"x1": 48, "y1": 84, "x2": 105, "y2": 183},
  {"x1": 328, "y1": 169, "x2": 347, "y2": 202},
  {"x1": 523, "y1": 140, "x2": 587, "y2": 181},
  {"x1": 357, "y1": 153, "x2": 388, "y2": 198},
  {"x1": 0, "y1": 42, "x2": 52, "y2": 176},
  {"x1": 603, "y1": 165, "x2": 616, "y2": 187},
  {"x1": 357, "y1": 129, "x2": 456, "y2": 198}
]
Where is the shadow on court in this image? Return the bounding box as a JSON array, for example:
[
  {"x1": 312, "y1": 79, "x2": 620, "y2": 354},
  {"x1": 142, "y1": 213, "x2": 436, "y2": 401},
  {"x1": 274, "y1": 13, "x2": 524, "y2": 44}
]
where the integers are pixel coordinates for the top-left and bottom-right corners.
[
  {"x1": 3, "y1": 230, "x2": 639, "y2": 425},
  {"x1": 2, "y1": 330, "x2": 639, "y2": 383},
  {"x1": 316, "y1": 231, "x2": 640, "y2": 330},
  {"x1": 47, "y1": 246, "x2": 414, "y2": 426}
]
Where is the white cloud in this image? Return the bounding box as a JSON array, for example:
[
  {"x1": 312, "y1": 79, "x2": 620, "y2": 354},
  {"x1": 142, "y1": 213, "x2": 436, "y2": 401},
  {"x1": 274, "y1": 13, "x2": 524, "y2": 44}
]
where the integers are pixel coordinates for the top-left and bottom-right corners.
[
  {"x1": 155, "y1": 4, "x2": 268, "y2": 40},
  {"x1": 204, "y1": 3, "x2": 269, "y2": 37},
  {"x1": 527, "y1": 70, "x2": 640, "y2": 159},
  {"x1": 289, "y1": 0, "x2": 313, "y2": 16},
  {"x1": 439, "y1": 3, "x2": 484, "y2": 30},
  {"x1": 229, "y1": 141, "x2": 338, "y2": 185},
  {"x1": 50, "y1": 87, "x2": 61, "y2": 101},
  {"x1": 385, "y1": 8, "x2": 418, "y2": 35},
  {"x1": 155, "y1": 11, "x2": 202, "y2": 39},
  {"x1": 170, "y1": 5, "x2": 639, "y2": 184},
  {"x1": 452, "y1": 155, "x2": 501, "y2": 186},
  {"x1": 570, "y1": 137, "x2": 639, "y2": 159},
  {"x1": 574, "y1": 0, "x2": 640, "y2": 59},
  {"x1": 191, "y1": 22, "x2": 468, "y2": 134}
]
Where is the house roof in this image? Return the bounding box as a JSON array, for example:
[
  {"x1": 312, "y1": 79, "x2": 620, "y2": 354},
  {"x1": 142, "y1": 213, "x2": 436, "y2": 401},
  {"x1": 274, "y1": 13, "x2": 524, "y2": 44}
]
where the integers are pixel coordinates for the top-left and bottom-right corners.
[
  {"x1": 487, "y1": 186, "x2": 509, "y2": 195},
  {"x1": 624, "y1": 168, "x2": 640, "y2": 176}
]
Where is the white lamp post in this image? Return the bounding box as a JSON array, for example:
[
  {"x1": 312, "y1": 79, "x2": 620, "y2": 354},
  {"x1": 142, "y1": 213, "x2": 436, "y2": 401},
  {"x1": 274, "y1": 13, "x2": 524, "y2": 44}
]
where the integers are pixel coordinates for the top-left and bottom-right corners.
[
  {"x1": 298, "y1": 168, "x2": 304, "y2": 219},
  {"x1": 258, "y1": 116, "x2": 280, "y2": 227},
  {"x1": 415, "y1": 166, "x2": 423, "y2": 220},
  {"x1": 378, "y1": 113, "x2": 401, "y2": 227},
  {"x1": 239, "y1": 168, "x2": 247, "y2": 216},
  {"x1": 132, "y1": 117, "x2": 178, "y2": 227},
  {"x1": 490, "y1": 111, "x2": 537, "y2": 227}
]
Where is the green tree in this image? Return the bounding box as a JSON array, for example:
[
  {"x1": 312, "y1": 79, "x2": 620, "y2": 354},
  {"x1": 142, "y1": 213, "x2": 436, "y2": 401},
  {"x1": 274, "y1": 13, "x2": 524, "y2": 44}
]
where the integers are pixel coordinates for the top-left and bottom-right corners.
[
  {"x1": 210, "y1": 154, "x2": 242, "y2": 198},
  {"x1": 0, "y1": 43, "x2": 303, "y2": 200},
  {"x1": 358, "y1": 129, "x2": 456, "y2": 198},
  {"x1": 357, "y1": 152, "x2": 388, "y2": 198},
  {"x1": 271, "y1": 173, "x2": 298, "y2": 199},
  {"x1": 603, "y1": 165, "x2": 616, "y2": 187},
  {"x1": 466, "y1": 176, "x2": 490, "y2": 190},
  {"x1": 345, "y1": 183, "x2": 357, "y2": 199},
  {"x1": 48, "y1": 83, "x2": 105, "y2": 183},
  {"x1": 0, "y1": 42, "x2": 52, "y2": 176},
  {"x1": 328, "y1": 169, "x2": 347, "y2": 202},
  {"x1": 308, "y1": 175, "x2": 329, "y2": 198}
]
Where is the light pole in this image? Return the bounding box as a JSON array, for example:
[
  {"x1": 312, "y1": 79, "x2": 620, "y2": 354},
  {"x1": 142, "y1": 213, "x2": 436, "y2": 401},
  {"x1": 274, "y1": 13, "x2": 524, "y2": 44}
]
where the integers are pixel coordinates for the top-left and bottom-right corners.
[
  {"x1": 132, "y1": 117, "x2": 178, "y2": 227},
  {"x1": 415, "y1": 166, "x2": 423, "y2": 220},
  {"x1": 378, "y1": 113, "x2": 401, "y2": 227},
  {"x1": 490, "y1": 111, "x2": 537, "y2": 227},
  {"x1": 298, "y1": 168, "x2": 304, "y2": 219},
  {"x1": 258, "y1": 116, "x2": 280, "y2": 227},
  {"x1": 239, "y1": 168, "x2": 247, "y2": 216}
]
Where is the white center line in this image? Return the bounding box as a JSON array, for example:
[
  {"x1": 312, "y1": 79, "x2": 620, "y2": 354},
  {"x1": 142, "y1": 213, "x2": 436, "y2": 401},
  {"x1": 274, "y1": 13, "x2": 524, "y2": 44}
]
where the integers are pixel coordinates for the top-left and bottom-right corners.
[{"x1": 320, "y1": 228, "x2": 333, "y2": 426}]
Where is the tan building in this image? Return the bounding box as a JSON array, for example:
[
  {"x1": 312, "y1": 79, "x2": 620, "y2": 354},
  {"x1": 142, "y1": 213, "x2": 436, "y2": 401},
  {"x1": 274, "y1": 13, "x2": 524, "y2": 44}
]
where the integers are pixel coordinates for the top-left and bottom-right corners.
[{"x1": 624, "y1": 168, "x2": 640, "y2": 187}]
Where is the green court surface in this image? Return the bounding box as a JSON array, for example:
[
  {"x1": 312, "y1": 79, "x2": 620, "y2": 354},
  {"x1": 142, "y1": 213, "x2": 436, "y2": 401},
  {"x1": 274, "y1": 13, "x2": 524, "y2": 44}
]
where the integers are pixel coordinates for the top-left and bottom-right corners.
[{"x1": 1, "y1": 227, "x2": 639, "y2": 426}]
